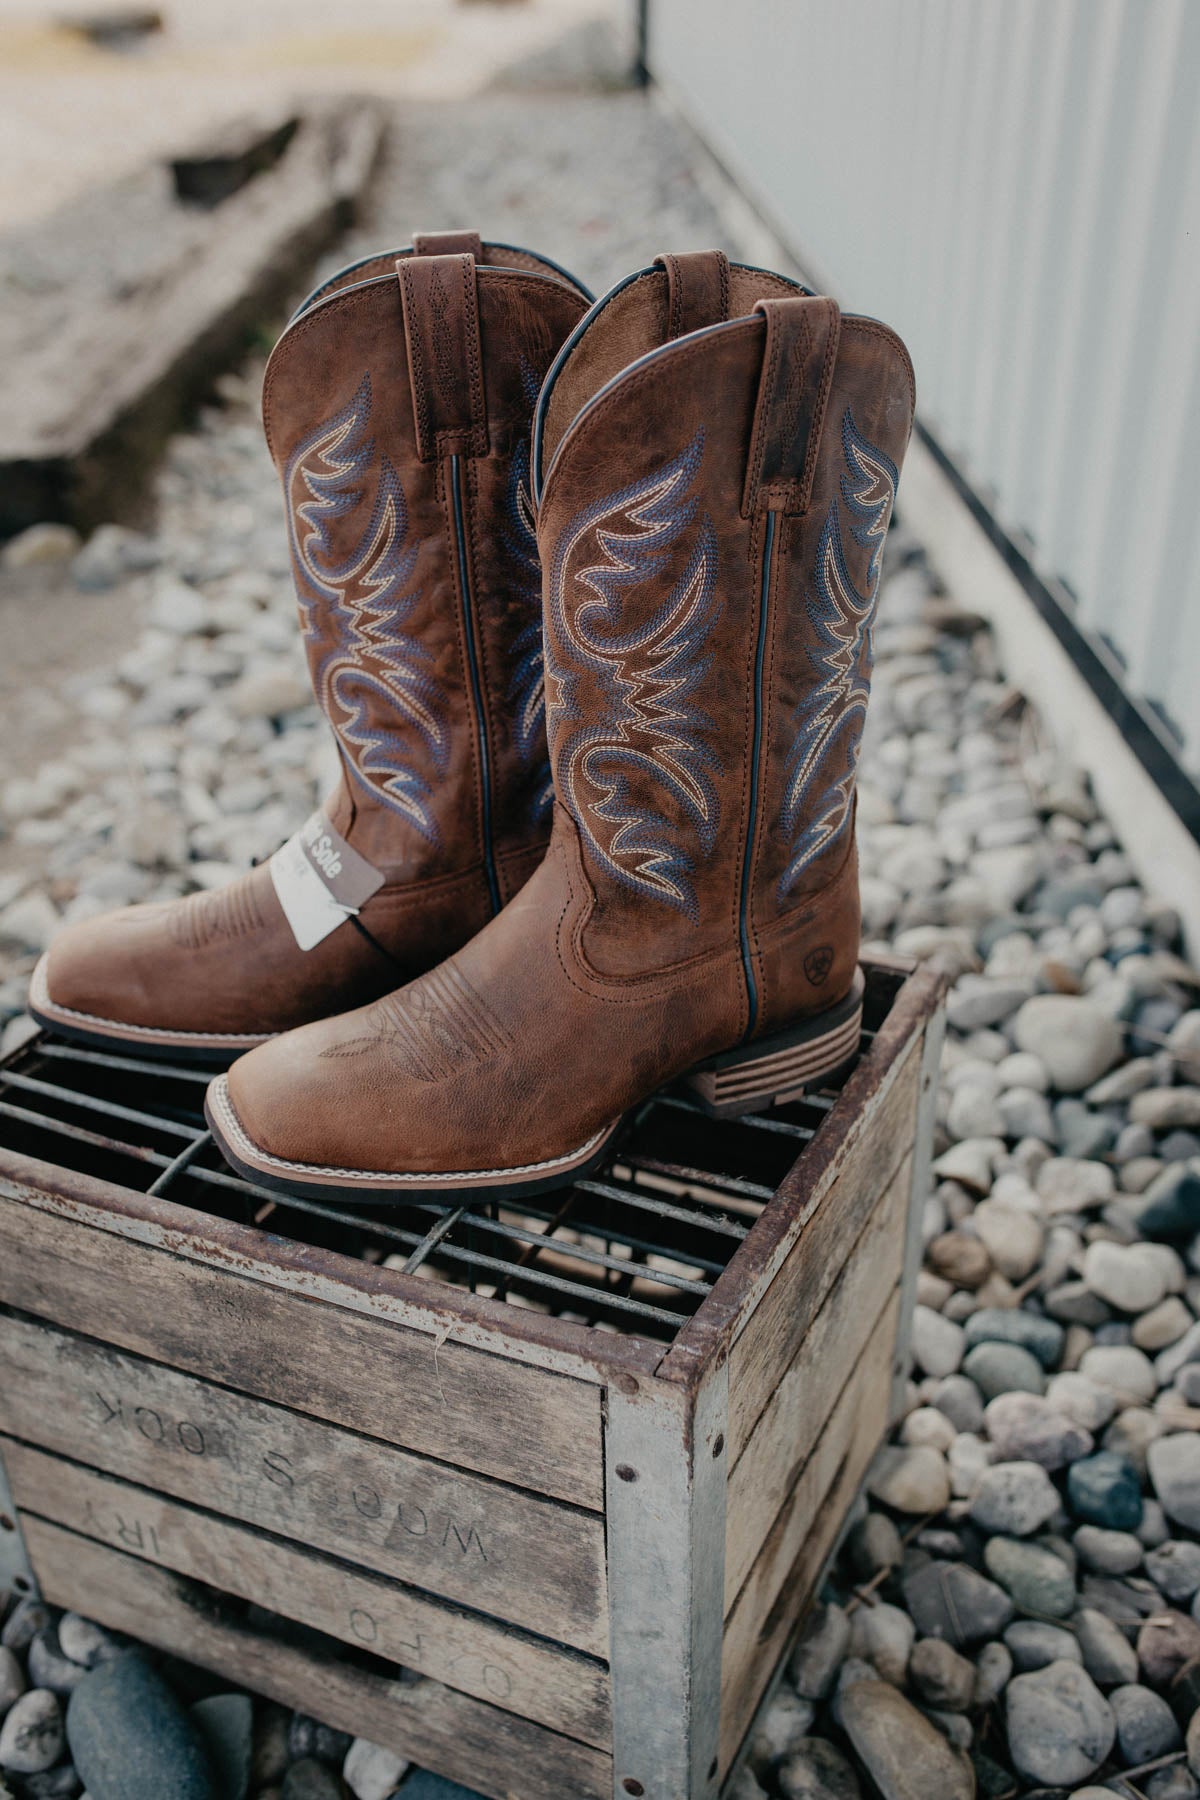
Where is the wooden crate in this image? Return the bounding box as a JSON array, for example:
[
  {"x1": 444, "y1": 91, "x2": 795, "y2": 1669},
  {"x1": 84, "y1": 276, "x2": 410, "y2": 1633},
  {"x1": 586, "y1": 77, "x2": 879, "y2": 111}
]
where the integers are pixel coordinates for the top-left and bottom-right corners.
[{"x1": 0, "y1": 957, "x2": 943, "y2": 1800}]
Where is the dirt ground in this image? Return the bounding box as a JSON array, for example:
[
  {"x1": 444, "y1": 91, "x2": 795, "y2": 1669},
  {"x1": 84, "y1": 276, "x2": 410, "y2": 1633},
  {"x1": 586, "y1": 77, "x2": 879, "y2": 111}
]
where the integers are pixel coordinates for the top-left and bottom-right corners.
[
  {"x1": 0, "y1": 0, "x2": 639, "y2": 794},
  {"x1": 0, "y1": 0, "x2": 630, "y2": 228}
]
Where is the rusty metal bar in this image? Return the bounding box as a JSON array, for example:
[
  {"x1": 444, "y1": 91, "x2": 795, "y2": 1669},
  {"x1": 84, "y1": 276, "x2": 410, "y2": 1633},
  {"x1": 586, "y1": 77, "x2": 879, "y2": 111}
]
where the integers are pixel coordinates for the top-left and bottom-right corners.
[
  {"x1": 574, "y1": 1178, "x2": 749, "y2": 1239},
  {"x1": 0, "y1": 1070, "x2": 203, "y2": 1141},
  {"x1": 147, "y1": 1134, "x2": 211, "y2": 1197},
  {"x1": 403, "y1": 1203, "x2": 470, "y2": 1275},
  {"x1": 622, "y1": 1154, "x2": 775, "y2": 1203},
  {"x1": 0, "y1": 1100, "x2": 172, "y2": 1167},
  {"x1": 37, "y1": 1043, "x2": 212, "y2": 1086}
]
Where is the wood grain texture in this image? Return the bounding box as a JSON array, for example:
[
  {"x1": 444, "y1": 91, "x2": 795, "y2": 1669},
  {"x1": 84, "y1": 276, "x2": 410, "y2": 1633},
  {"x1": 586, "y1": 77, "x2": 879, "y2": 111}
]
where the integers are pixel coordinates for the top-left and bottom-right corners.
[
  {"x1": 0, "y1": 1195, "x2": 604, "y2": 1509},
  {"x1": 719, "y1": 1305, "x2": 896, "y2": 1771},
  {"x1": 0, "y1": 1313, "x2": 607, "y2": 1656},
  {"x1": 891, "y1": 1010, "x2": 945, "y2": 1422},
  {"x1": 726, "y1": 1039, "x2": 920, "y2": 1460},
  {"x1": 725, "y1": 1158, "x2": 910, "y2": 1605},
  {"x1": 24, "y1": 1516, "x2": 611, "y2": 1800},
  {"x1": 0, "y1": 1160, "x2": 662, "y2": 1387},
  {"x1": 658, "y1": 964, "x2": 936, "y2": 1390},
  {"x1": 3, "y1": 1439, "x2": 609, "y2": 1748},
  {"x1": 606, "y1": 1370, "x2": 726, "y2": 1800}
]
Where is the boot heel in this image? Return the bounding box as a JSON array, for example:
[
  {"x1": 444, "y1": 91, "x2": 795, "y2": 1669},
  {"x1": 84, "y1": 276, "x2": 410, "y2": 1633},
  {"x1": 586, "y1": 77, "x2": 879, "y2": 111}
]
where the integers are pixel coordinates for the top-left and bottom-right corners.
[{"x1": 682, "y1": 969, "x2": 865, "y2": 1118}]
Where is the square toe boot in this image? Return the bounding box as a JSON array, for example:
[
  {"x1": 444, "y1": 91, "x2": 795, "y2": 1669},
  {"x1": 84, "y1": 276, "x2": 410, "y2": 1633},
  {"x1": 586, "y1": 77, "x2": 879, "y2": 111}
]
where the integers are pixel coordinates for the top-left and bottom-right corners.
[
  {"x1": 206, "y1": 251, "x2": 915, "y2": 1196},
  {"x1": 31, "y1": 233, "x2": 591, "y2": 1063}
]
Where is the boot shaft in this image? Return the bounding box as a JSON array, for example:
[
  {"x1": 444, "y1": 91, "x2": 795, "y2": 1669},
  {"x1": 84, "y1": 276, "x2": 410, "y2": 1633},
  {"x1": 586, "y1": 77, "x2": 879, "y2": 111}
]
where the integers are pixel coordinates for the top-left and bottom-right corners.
[
  {"x1": 533, "y1": 253, "x2": 913, "y2": 1029},
  {"x1": 263, "y1": 235, "x2": 590, "y2": 902}
]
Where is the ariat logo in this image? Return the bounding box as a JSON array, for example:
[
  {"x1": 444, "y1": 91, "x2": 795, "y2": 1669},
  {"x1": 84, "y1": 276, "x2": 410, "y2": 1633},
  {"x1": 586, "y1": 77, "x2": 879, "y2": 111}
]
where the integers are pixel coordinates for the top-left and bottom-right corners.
[
  {"x1": 321, "y1": 964, "x2": 513, "y2": 1083},
  {"x1": 804, "y1": 945, "x2": 834, "y2": 987}
]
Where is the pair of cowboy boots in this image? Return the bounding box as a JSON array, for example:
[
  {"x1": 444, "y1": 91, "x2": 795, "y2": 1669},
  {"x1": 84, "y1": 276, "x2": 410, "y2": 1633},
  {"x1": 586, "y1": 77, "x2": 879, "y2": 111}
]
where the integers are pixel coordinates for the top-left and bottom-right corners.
[{"x1": 33, "y1": 232, "x2": 914, "y2": 1203}]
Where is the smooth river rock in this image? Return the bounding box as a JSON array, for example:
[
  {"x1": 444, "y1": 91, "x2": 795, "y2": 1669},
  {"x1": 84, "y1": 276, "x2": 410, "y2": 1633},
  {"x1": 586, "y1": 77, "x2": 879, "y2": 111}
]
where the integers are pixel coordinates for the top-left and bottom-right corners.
[
  {"x1": 984, "y1": 1391, "x2": 1093, "y2": 1470},
  {"x1": 1006, "y1": 1659, "x2": 1115, "y2": 1785},
  {"x1": 1013, "y1": 995, "x2": 1123, "y2": 1093},
  {"x1": 1148, "y1": 1433, "x2": 1200, "y2": 1531},
  {"x1": 969, "y1": 1461, "x2": 1061, "y2": 1536},
  {"x1": 867, "y1": 1445, "x2": 951, "y2": 1516},
  {"x1": 984, "y1": 1536, "x2": 1077, "y2": 1618},
  {"x1": 788, "y1": 1602, "x2": 850, "y2": 1700},
  {"x1": 835, "y1": 1678, "x2": 973, "y2": 1800},
  {"x1": 0, "y1": 1689, "x2": 63, "y2": 1775},
  {"x1": 66, "y1": 1654, "x2": 217, "y2": 1800},
  {"x1": 777, "y1": 1738, "x2": 862, "y2": 1800}
]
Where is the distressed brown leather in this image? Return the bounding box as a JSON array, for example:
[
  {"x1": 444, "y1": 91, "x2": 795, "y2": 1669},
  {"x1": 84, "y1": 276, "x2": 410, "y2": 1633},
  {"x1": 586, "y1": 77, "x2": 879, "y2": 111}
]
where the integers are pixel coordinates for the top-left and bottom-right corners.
[
  {"x1": 655, "y1": 249, "x2": 731, "y2": 339},
  {"x1": 397, "y1": 251, "x2": 489, "y2": 460},
  {"x1": 33, "y1": 238, "x2": 591, "y2": 1059},
  {"x1": 210, "y1": 256, "x2": 914, "y2": 1185},
  {"x1": 411, "y1": 229, "x2": 483, "y2": 260}
]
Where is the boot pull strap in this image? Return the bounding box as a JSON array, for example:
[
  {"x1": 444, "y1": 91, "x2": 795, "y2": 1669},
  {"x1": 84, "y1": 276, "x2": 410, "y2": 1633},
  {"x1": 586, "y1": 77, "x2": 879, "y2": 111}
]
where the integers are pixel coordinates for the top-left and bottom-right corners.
[
  {"x1": 412, "y1": 229, "x2": 483, "y2": 260},
  {"x1": 654, "y1": 249, "x2": 731, "y2": 339},
  {"x1": 743, "y1": 295, "x2": 841, "y2": 516},
  {"x1": 397, "y1": 252, "x2": 489, "y2": 462}
]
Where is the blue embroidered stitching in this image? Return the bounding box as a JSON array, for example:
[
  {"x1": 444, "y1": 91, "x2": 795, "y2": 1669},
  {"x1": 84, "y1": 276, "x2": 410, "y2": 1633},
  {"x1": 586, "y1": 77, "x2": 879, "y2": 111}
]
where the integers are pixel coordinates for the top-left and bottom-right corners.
[
  {"x1": 779, "y1": 408, "x2": 897, "y2": 896},
  {"x1": 285, "y1": 375, "x2": 448, "y2": 843},
  {"x1": 546, "y1": 431, "x2": 721, "y2": 918}
]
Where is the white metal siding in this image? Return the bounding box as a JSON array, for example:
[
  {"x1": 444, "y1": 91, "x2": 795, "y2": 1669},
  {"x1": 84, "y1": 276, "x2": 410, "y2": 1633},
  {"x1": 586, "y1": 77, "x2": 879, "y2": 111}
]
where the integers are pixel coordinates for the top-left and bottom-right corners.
[{"x1": 647, "y1": 0, "x2": 1200, "y2": 776}]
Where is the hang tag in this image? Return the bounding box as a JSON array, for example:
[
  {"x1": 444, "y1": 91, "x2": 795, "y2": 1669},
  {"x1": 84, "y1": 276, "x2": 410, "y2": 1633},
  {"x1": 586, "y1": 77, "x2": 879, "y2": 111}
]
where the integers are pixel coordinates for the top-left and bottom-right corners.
[{"x1": 270, "y1": 813, "x2": 384, "y2": 952}]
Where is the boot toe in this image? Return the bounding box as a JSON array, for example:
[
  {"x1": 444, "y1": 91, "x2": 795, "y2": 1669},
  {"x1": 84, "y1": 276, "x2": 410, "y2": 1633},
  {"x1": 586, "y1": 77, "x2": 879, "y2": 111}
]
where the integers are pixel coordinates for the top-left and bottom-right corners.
[
  {"x1": 34, "y1": 905, "x2": 170, "y2": 1035},
  {"x1": 209, "y1": 1021, "x2": 382, "y2": 1182},
  {"x1": 30, "y1": 894, "x2": 273, "y2": 1060}
]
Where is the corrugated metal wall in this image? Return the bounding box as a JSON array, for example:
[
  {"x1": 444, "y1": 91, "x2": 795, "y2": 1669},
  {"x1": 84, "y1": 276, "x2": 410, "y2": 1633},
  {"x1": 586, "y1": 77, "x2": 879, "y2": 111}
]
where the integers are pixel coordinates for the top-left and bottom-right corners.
[{"x1": 647, "y1": 0, "x2": 1200, "y2": 781}]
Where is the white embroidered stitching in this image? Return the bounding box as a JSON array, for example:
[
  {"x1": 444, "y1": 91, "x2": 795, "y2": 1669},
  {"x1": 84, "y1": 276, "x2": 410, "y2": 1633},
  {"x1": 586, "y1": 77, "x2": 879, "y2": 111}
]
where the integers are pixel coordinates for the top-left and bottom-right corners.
[
  {"x1": 779, "y1": 408, "x2": 897, "y2": 895},
  {"x1": 544, "y1": 432, "x2": 721, "y2": 918},
  {"x1": 287, "y1": 375, "x2": 448, "y2": 843}
]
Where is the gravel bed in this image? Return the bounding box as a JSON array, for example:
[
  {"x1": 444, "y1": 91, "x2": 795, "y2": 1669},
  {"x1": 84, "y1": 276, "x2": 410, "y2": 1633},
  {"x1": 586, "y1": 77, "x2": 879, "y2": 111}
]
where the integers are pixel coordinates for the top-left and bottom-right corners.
[{"x1": 2, "y1": 85, "x2": 1200, "y2": 1800}]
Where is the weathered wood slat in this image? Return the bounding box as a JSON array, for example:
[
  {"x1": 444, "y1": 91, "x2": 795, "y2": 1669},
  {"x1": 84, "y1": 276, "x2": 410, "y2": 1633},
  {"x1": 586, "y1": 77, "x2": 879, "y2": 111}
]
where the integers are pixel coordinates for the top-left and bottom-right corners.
[
  {"x1": 725, "y1": 1037, "x2": 921, "y2": 1460},
  {"x1": 658, "y1": 965, "x2": 934, "y2": 1386},
  {"x1": 0, "y1": 1195, "x2": 605, "y2": 1509},
  {"x1": 3, "y1": 1439, "x2": 609, "y2": 1748},
  {"x1": 890, "y1": 1009, "x2": 946, "y2": 1421},
  {"x1": 0, "y1": 103, "x2": 383, "y2": 536},
  {"x1": 606, "y1": 1370, "x2": 726, "y2": 1800},
  {"x1": 0, "y1": 1314, "x2": 607, "y2": 1657},
  {"x1": 0, "y1": 1161, "x2": 660, "y2": 1384},
  {"x1": 719, "y1": 1317, "x2": 896, "y2": 1770},
  {"x1": 23, "y1": 1517, "x2": 611, "y2": 1800},
  {"x1": 725, "y1": 1160, "x2": 910, "y2": 1605}
]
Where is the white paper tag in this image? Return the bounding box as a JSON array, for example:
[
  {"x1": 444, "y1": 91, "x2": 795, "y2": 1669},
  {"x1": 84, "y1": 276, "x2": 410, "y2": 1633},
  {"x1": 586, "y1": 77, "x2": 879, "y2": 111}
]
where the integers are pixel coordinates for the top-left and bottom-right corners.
[{"x1": 269, "y1": 813, "x2": 384, "y2": 952}]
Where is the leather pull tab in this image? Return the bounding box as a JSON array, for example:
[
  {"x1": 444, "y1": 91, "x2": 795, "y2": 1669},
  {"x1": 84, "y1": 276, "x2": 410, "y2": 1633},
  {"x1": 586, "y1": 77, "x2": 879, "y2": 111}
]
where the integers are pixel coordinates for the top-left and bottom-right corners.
[
  {"x1": 655, "y1": 250, "x2": 731, "y2": 340},
  {"x1": 743, "y1": 295, "x2": 841, "y2": 515},
  {"x1": 397, "y1": 252, "x2": 489, "y2": 461},
  {"x1": 412, "y1": 229, "x2": 483, "y2": 260}
]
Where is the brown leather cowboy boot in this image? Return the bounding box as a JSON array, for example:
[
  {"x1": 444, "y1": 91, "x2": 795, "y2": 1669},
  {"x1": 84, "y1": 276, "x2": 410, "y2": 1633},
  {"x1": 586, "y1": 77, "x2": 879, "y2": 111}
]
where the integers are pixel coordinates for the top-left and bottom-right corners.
[
  {"x1": 31, "y1": 233, "x2": 591, "y2": 1062},
  {"x1": 206, "y1": 251, "x2": 914, "y2": 1196}
]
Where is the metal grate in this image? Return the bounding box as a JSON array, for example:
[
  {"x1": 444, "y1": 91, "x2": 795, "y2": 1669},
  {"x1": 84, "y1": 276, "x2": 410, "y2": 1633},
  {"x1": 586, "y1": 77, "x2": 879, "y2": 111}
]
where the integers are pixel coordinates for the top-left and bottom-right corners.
[{"x1": 0, "y1": 974, "x2": 900, "y2": 1343}]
